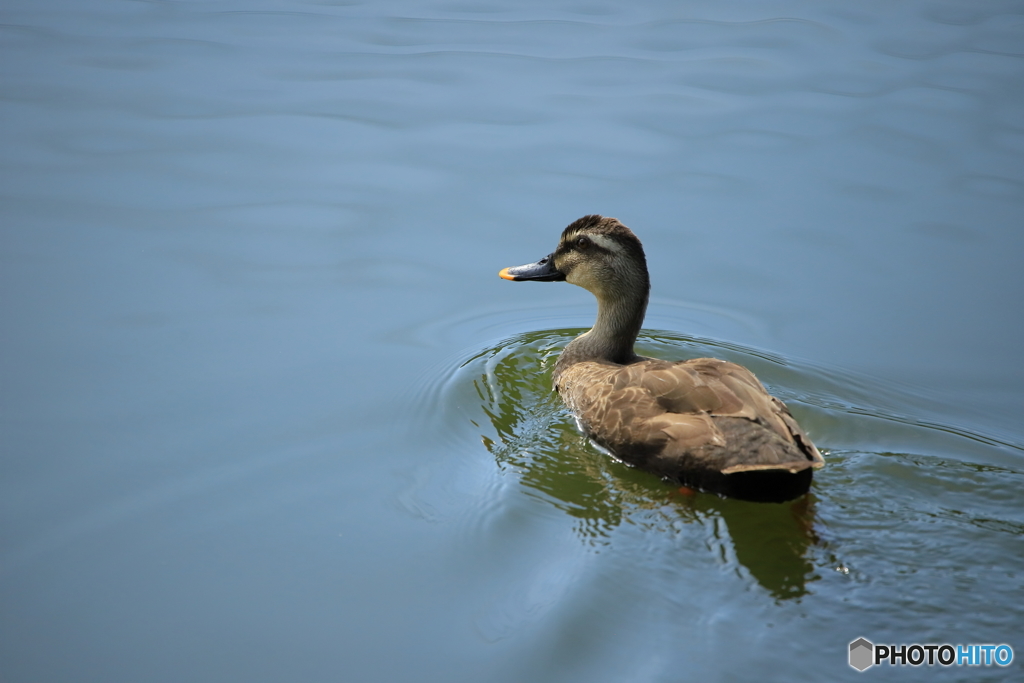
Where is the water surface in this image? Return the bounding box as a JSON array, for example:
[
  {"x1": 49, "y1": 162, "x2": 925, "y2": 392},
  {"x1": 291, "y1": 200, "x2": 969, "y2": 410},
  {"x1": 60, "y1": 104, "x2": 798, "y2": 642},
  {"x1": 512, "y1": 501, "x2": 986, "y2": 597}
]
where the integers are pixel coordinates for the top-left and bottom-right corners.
[{"x1": 2, "y1": 1, "x2": 1023, "y2": 681}]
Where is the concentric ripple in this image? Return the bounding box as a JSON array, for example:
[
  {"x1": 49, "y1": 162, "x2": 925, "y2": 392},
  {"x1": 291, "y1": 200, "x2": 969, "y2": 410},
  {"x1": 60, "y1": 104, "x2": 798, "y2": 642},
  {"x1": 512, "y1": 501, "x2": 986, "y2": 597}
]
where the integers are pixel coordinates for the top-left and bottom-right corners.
[{"x1": 404, "y1": 325, "x2": 1024, "y2": 604}]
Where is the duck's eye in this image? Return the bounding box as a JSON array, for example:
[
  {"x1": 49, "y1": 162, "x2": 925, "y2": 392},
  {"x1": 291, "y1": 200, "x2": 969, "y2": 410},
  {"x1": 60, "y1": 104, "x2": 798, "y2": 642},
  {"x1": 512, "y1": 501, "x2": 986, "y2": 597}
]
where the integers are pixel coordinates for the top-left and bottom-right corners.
[{"x1": 576, "y1": 236, "x2": 590, "y2": 250}]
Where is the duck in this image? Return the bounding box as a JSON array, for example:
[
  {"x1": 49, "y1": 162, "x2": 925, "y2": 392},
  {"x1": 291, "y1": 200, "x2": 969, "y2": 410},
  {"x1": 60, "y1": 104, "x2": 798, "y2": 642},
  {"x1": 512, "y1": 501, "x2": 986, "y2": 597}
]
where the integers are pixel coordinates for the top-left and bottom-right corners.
[{"x1": 498, "y1": 215, "x2": 824, "y2": 502}]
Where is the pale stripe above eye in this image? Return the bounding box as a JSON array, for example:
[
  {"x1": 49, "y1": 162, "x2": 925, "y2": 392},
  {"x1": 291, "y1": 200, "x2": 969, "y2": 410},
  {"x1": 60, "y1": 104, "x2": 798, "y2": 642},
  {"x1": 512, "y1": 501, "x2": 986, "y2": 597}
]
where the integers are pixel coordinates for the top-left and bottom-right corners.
[{"x1": 589, "y1": 234, "x2": 621, "y2": 253}]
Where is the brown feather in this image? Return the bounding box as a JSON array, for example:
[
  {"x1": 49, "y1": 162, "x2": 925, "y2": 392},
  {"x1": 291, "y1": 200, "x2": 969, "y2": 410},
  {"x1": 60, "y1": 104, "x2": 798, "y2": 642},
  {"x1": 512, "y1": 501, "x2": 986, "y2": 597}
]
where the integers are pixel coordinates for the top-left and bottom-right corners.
[{"x1": 556, "y1": 357, "x2": 823, "y2": 499}]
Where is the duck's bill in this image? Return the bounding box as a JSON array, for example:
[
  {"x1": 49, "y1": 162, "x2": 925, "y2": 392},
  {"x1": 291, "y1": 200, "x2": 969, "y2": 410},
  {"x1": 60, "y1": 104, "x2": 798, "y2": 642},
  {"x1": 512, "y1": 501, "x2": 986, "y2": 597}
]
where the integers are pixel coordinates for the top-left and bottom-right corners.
[{"x1": 498, "y1": 253, "x2": 565, "y2": 282}]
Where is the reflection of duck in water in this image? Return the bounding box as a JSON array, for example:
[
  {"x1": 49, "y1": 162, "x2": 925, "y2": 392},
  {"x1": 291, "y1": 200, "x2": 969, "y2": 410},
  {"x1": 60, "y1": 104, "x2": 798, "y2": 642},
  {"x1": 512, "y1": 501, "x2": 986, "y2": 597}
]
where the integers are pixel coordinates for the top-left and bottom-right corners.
[
  {"x1": 681, "y1": 493, "x2": 821, "y2": 601},
  {"x1": 499, "y1": 215, "x2": 824, "y2": 502},
  {"x1": 474, "y1": 329, "x2": 827, "y2": 600}
]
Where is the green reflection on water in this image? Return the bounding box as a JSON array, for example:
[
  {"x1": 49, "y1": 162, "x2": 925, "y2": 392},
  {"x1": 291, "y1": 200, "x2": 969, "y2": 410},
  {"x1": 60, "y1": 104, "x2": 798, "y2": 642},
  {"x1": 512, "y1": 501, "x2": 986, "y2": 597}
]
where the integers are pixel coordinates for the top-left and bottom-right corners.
[{"x1": 469, "y1": 328, "x2": 823, "y2": 600}]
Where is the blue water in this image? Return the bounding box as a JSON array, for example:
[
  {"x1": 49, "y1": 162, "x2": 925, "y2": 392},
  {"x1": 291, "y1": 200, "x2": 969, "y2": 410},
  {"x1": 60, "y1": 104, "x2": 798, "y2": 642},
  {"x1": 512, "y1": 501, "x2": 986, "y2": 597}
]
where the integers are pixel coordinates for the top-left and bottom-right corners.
[{"x1": 2, "y1": 1, "x2": 1022, "y2": 681}]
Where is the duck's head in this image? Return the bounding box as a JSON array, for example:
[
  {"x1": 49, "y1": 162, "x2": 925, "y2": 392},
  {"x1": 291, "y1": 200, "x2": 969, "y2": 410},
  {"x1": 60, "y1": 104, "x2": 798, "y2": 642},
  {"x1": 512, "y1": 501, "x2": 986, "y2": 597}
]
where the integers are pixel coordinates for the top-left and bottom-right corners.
[{"x1": 499, "y1": 215, "x2": 649, "y2": 301}]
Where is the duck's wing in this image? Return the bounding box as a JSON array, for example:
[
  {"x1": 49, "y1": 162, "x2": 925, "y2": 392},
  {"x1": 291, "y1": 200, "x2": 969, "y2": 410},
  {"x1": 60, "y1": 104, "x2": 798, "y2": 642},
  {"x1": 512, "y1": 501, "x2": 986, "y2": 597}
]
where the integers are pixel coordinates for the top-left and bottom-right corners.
[
  {"x1": 556, "y1": 357, "x2": 823, "y2": 474},
  {"x1": 651, "y1": 357, "x2": 824, "y2": 473}
]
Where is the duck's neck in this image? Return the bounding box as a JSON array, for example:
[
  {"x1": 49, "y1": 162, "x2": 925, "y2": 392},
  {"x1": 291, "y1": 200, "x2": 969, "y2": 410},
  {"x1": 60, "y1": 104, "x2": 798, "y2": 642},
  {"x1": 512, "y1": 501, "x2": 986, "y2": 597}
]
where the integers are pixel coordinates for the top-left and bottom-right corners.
[{"x1": 555, "y1": 284, "x2": 649, "y2": 377}]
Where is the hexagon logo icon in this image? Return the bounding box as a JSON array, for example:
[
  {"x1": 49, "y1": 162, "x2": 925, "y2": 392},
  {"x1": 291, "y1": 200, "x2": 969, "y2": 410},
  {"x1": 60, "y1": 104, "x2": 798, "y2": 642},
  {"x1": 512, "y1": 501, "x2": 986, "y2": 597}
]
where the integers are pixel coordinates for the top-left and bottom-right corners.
[{"x1": 849, "y1": 638, "x2": 874, "y2": 671}]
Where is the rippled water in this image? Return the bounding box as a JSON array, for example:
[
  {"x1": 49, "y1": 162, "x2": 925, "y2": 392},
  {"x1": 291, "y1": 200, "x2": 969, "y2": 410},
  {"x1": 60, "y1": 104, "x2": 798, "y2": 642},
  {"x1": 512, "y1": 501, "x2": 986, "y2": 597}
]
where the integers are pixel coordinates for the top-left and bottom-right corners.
[
  {"x1": 406, "y1": 320, "x2": 1022, "y2": 633},
  {"x1": 2, "y1": 1, "x2": 1023, "y2": 681}
]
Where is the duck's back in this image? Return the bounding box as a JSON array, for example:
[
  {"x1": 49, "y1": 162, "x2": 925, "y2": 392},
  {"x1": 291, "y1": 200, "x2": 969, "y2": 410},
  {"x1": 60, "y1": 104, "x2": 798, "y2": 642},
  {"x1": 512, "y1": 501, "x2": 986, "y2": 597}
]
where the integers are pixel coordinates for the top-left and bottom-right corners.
[{"x1": 554, "y1": 357, "x2": 824, "y2": 501}]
